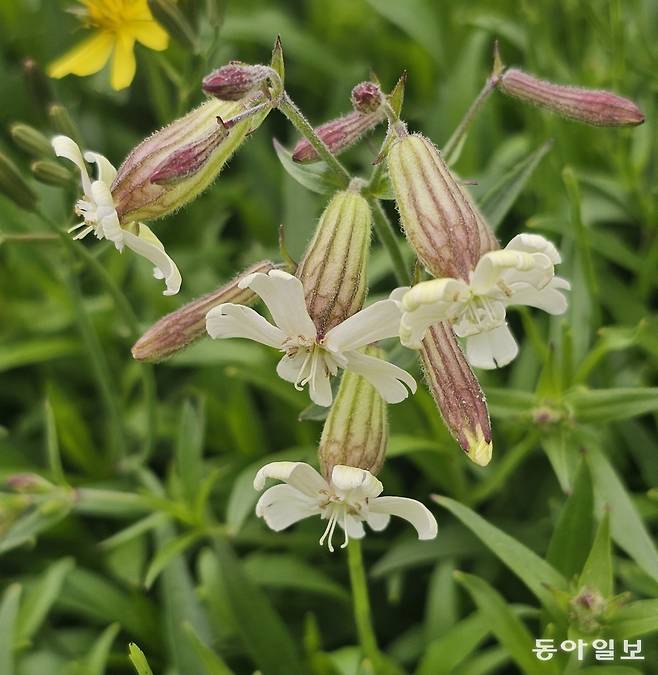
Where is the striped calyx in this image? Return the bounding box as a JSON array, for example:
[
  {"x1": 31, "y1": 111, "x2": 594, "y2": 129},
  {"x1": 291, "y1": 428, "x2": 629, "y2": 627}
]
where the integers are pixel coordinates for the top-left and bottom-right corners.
[
  {"x1": 387, "y1": 133, "x2": 498, "y2": 280},
  {"x1": 420, "y1": 322, "x2": 492, "y2": 466},
  {"x1": 318, "y1": 346, "x2": 388, "y2": 479},
  {"x1": 111, "y1": 96, "x2": 270, "y2": 223},
  {"x1": 499, "y1": 69, "x2": 645, "y2": 127},
  {"x1": 296, "y1": 186, "x2": 371, "y2": 337},
  {"x1": 131, "y1": 260, "x2": 276, "y2": 362}
]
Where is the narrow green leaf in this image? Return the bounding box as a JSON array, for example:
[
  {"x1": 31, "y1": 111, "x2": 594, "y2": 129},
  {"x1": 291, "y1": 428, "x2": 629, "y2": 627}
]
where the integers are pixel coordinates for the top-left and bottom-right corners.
[
  {"x1": 454, "y1": 572, "x2": 556, "y2": 675},
  {"x1": 578, "y1": 511, "x2": 612, "y2": 596},
  {"x1": 176, "y1": 398, "x2": 205, "y2": 507},
  {"x1": 0, "y1": 583, "x2": 21, "y2": 675},
  {"x1": 586, "y1": 446, "x2": 658, "y2": 582},
  {"x1": 144, "y1": 530, "x2": 203, "y2": 589},
  {"x1": 610, "y1": 599, "x2": 658, "y2": 639},
  {"x1": 244, "y1": 553, "x2": 349, "y2": 602},
  {"x1": 541, "y1": 427, "x2": 582, "y2": 494},
  {"x1": 81, "y1": 623, "x2": 120, "y2": 675},
  {"x1": 567, "y1": 387, "x2": 658, "y2": 423},
  {"x1": 213, "y1": 536, "x2": 304, "y2": 675},
  {"x1": 44, "y1": 398, "x2": 65, "y2": 485},
  {"x1": 182, "y1": 622, "x2": 235, "y2": 675},
  {"x1": 479, "y1": 140, "x2": 553, "y2": 230},
  {"x1": 0, "y1": 498, "x2": 73, "y2": 555},
  {"x1": 273, "y1": 138, "x2": 340, "y2": 194},
  {"x1": 434, "y1": 496, "x2": 567, "y2": 617},
  {"x1": 16, "y1": 557, "x2": 75, "y2": 645},
  {"x1": 128, "y1": 643, "x2": 154, "y2": 675},
  {"x1": 546, "y1": 461, "x2": 594, "y2": 579},
  {"x1": 0, "y1": 339, "x2": 79, "y2": 373},
  {"x1": 416, "y1": 611, "x2": 489, "y2": 675},
  {"x1": 485, "y1": 388, "x2": 537, "y2": 418},
  {"x1": 99, "y1": 513, "x2": 167, "y2": 550}
]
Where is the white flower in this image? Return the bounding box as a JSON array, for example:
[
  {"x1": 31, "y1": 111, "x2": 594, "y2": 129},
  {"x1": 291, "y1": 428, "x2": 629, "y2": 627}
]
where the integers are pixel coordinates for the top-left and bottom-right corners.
[
  {"x1": 254, "y1": 461, "x2": 438, "y2": 551},
  {"x1": 52, "y1": 135, "x2": 181, "y2": 296},
  {"x1": 205, "y1": 269, "x2": 416, "y2": 406},
  {"x1": 400, "y1": 234, "x2": 570, "y2": 369}
]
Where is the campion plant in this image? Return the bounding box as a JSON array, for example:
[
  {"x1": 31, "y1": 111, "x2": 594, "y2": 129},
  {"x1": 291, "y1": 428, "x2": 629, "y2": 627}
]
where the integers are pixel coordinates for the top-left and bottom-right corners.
[{"x1": 1, "y1": 18, "x2": 652, "y2": 675}]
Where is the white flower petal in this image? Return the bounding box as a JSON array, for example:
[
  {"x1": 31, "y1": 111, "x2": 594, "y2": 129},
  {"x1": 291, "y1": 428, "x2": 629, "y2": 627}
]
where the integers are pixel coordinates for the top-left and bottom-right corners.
[
  {"x1": 507, "y1": 276, "x2": 570, "y2": 314},
  {"x1": 402, "y1": 278, "x2": 468, "y2": 313},
  {"x1": 505, "y1": 233, "x2": 561, "y2": 264},
  {"x1": 121, "y1": 224, "x2": 182, "y2": 296},
  {"x1": 240, "y1": 270, "x2": 316, "y2": 340},
  {"x1": 255, "y1": 484, "x2": 319, "y2": 531},
  {"x1": 330, "y1": 465, "x2": 383, "y2": 497},
  {"x1": 366, "y1": 511, "x2": 390, "y2": 532},
  {"x1": 343, "y1": 351, "x2": 416, "y2": 404},
  {"x1": 52, "y1": 135, "x2": 92, "y2": 197},
  {"x1": 90, "y1": 181, "x2": 123, "y2": 246},
  {"x1": 389, "y1": 286, "x2": 410, "y2": 303},
  {"x1": 471, "y1": 249, "x2": 552, "y2": 293},
  {"x1": 276, "y1": 350, "x2": 309, "y2": 383},
  {"x1": 400, "y1": 304, "x2": 447, "y2": 349},
  {"x1": 343, "y1": 516, "x2": 366, "y2": 539},
  {"x1": 465, "y1": 323, "x2": 518, "y2": 369},
  {"x1": 253, "y1": 461, "x2": 327, "y2": 498},
  {"x1": 369, "y1": 496, "x2": 438, "y2": 540},
  {"x1": 323, "y1": 298, "x2": 404, "y2": 353},
  {"x1": 206, "y1": 304, "x2": 286, "y2": 348},
  {"x1": 308, "y1": 361, "x2": 333, "y2": 407},
  {"x1": 83, "y1": 150, "x2": 117, "y2": 185}
]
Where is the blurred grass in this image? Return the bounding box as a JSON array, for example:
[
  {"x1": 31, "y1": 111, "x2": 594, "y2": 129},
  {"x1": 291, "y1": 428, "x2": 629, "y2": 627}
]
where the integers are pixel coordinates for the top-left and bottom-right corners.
[{"x1": 0, "y1": 0, "x2": 657, "y2": 674}]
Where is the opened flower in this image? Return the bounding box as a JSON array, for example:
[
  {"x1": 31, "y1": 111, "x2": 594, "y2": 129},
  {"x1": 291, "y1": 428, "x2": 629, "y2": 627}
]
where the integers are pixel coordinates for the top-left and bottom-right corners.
[
  {"x1": 48, "y1": 0, "x2": 169, "y2": 90},
  {"x1": 53, "y1": 135, "x2": 180, "y2": 295},
  {"x1": 205, "y1": 269, "x2": 416, "y2": 406},
  {"x1": 400, "y1": 234, "x2": 570, "y2": 369},
  {"x1": 254, "y1": 462, "x2": 438, "y2": 551}
]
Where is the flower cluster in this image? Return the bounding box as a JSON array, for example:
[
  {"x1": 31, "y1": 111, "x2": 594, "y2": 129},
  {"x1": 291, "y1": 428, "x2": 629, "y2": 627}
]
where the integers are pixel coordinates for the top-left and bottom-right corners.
[{"x1": 40, "y1": 31, "x2": 643, "y2": 550}]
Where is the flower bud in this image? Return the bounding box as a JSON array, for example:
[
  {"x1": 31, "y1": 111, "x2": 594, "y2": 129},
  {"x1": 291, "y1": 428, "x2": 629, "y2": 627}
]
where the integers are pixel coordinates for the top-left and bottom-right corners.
[
  {"x1": 202, "y1": 63, "x2": 277, "y2": 101},
  {"x1": 292, "y1": 83, "x2": 385, "y2": 164},
  {"x1": 318, "y1": 346, "x2": 388, "y2": 479},
  {"x1": 296, "y1": 184, "x2": 371, "y2": 336},
  {"x1": 350, "y1": 81, "x2": 384, "y2": 113},
  {"x1": 420, "y1": 322, "x2": 492, "y2": 466},
  {"x1": 387, "y1": 132, "x2": 498, "y2": 280},
  {"x1": 111, "y1": 96, "x2": 270, "y2": 223},
  {"x1": 132, "y1": 260, "x2": 276, "y2": 361},
  {"x1": 5, "y1": 473, "x2": 55, "y2": 494},
  {"x1": 10, "y1": 123, "x2": 53, "y2": 158},
  {"x1": 31, "y1": 159, "x2": 72, "y2": 187},
  {"x1": 499, "y1": 69, "x2": 645, "y2": 127},
  {"x1": 0, "y1": 151, "x2": 37, "y2": 212},
  {"x1": 48, "y1": 103, "x2": 82, "y2": 146}
]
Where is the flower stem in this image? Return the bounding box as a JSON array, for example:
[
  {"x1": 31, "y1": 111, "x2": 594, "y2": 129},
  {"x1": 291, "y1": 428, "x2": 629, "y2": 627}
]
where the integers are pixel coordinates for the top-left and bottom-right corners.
[
  {"x1": 277, "y1": 92, "x2": 351, "y2": 188},
  {"x1": 347, "y1": 539, "x2": 382, "y2": 670},
  {"x1": 442, "y1": 78, "x2": 496, "y2": 164},
  {"x1": 369, "y1": 199, "x2": 410, "y2": 285}
]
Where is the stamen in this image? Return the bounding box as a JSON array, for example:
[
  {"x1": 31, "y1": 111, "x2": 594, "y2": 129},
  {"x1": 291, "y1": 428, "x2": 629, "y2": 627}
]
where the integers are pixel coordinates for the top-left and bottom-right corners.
[
  {"x1": 72, "y1": 226, "x2": 94, "y2": 240},
  {"x1": 319, "y1": 507, "x2": 338, "y2": 551},
  {"x1": 294, "y1": 348, "x2": 313, "y2": 391},
  {"x1": 68, "y1": 221, "x2": 88, "y2": 233},
  {"x1": 340, "y1": 509, "x2": 350, "y2": 549}
]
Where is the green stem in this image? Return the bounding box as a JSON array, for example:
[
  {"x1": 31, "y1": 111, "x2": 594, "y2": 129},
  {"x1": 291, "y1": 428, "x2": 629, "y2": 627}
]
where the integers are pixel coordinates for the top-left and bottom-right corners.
[
  {"x1": 347, "y1": 539, "x2": 381, "y2": 670},
  {"x1": 370, "y1": 199, "x2": 410, "y2": 285},
  {"x1": 277, "y1": 92, "x2": 351, "y2": 188},
  {"x1": 442, "y1": 78, "x2": 496, "y2": 164}
]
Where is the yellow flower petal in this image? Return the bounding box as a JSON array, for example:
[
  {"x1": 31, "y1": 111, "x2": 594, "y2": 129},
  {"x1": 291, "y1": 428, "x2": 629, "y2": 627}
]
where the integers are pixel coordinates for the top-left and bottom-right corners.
[
  {"x1": 48, "y1": 31, "x2": 114, "y2": 78},
  {"x1": 130, "y1": 20, "x2": 169, "y2": 51},
  {"x1": 110, "y1": 32, "x2": 136, "y2": 90}
]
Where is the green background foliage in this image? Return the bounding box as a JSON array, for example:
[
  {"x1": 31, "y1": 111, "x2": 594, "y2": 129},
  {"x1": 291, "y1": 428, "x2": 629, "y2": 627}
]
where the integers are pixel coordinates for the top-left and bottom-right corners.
[{"x1": 1, "y1": 0, "x2": 657, "y2": 673}]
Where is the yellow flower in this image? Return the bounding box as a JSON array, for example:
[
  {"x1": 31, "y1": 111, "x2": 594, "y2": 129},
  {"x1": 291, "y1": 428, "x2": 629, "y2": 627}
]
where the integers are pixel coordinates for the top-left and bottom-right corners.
[{"x1": 48, "y1": 0, "x2": 169, "y2": 90}]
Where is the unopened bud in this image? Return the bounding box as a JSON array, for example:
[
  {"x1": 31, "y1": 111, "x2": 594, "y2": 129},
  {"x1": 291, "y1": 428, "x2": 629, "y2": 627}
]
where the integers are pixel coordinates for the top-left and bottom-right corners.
[
  {"x1": 0, "y1": 152, "x2": 37, "y2": 211},
  {"x1": 31, "y1": 159, "x2": 72, "y2": 187},
  {"x1": 5, "y1": 473, "x2": 55, "y2": 494},
  {"x1": 296, "y1": 184, "x2": 371, "y2": 336},
  {"x1": 292, "y1": 110, "x2": 385, "y2": 163},
  {"x1": 10, "y1": 123, "x2": 53, "y2": 158},
  {"x1": 351, "y1": 81, "x2": 384, "y2": 114},
  {"x1": 318, "y1": 346, "x2": 388, "y2": 479},
  {"x1": 387, "y1": 132, "x2": 498, "y2": 280},
  {"x1": 48, "y1": 104, "x2": 82, "y2": 146},
  {"x1": 202, "y1": 63, "x2": 277, "y2": 101},
  {"x1": 499, "y1": 69, "x2": 645, "y2": 127},
  {"x1": 569, "y1": 586, "x2": 607, "y2": 635},
  {"x1": 420, "y1": 322, "x2": 492, "y2": 466},
  {"x1": 132, "y1": 260, "x2": 276, "y2": 361},
  {"x1": 112, "y1": 97, "x2": 270, "y2": 223},
  {"x1": 22, "y1": 58, "x2": 52, "y2": 114}
]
